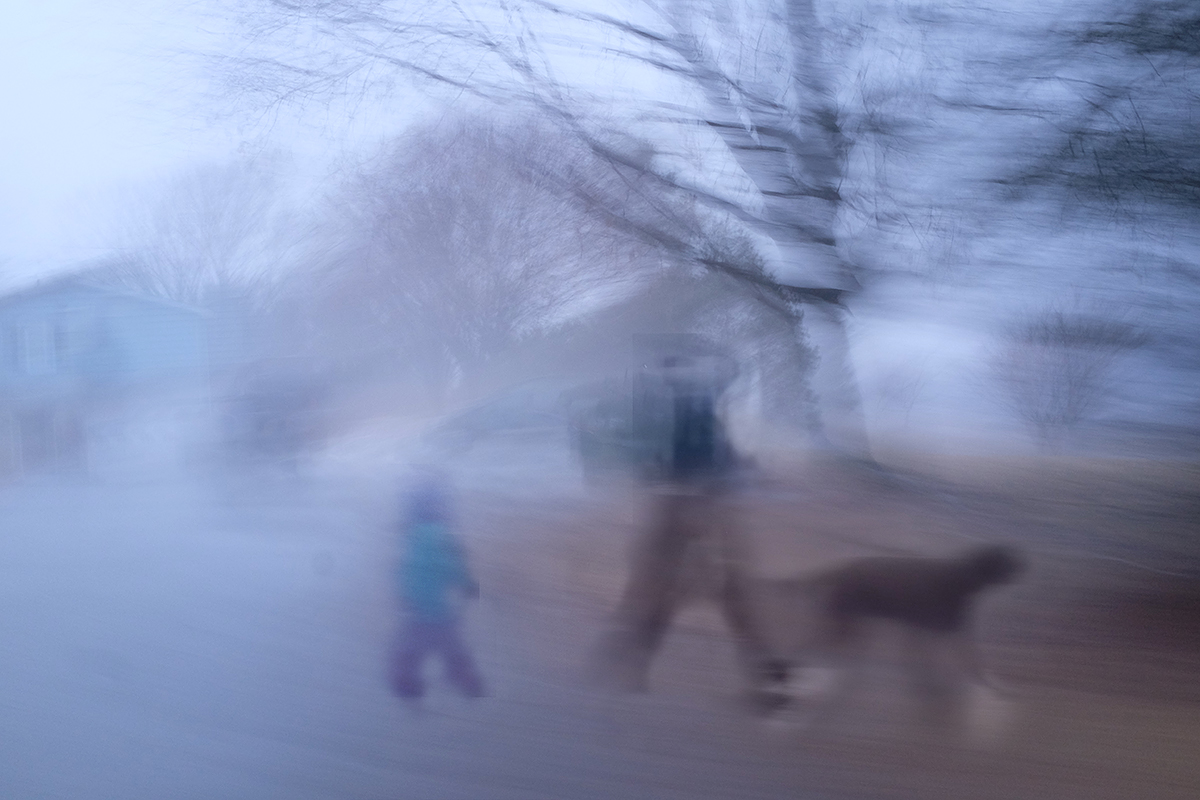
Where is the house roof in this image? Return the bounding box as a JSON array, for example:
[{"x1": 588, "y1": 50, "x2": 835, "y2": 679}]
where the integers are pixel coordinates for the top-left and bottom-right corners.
[{"x1": 0, "y1": 269, "x2": 208, "y2": 316}]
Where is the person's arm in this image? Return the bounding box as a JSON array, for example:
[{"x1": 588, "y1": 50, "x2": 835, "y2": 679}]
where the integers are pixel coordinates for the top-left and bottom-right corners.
[{"x1": 449, "y1": 538, "x2": 480, "y2": 599}]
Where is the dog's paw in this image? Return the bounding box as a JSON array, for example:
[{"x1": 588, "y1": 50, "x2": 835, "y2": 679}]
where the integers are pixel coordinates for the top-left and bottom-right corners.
[{"x1": 964, "y1": 681, "x2": 1019, "y2": 750}]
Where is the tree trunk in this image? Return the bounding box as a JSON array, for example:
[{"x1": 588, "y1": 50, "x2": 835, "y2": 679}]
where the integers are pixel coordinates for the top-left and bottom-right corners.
[{"x1": 665, "y1": 0, "x2": 871, "y2": 456}]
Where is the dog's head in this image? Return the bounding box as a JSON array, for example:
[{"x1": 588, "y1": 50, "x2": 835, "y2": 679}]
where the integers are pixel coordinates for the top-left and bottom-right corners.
[{"x1": 965, "y1": 544, "x2": 1025, "y2": 586}]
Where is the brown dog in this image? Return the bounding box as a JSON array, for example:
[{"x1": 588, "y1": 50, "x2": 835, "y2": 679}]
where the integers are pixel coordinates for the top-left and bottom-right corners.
[{"x1": 750, "y1": 544, "x2": 1025, "y2": 720}]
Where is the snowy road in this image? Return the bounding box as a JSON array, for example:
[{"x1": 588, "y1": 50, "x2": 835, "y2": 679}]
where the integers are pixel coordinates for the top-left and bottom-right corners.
[
  {"x1": 0, "y1": 472, "x2": 816, "y2": 800},
  {"x1": 3, "y1": 448, "x2": 1198, "y2": 800}
]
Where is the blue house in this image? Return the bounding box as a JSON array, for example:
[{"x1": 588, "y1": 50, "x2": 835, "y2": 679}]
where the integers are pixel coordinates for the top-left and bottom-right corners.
[{"x1": 0, "y1": 275, "x2": 210, "y2": 477}]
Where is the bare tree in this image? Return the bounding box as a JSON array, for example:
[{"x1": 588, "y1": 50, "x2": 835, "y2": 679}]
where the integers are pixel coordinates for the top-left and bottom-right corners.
[
  {"x1": 221, "y1": 0, "x2": 872, "y2": 453},
  {"x1": 993, "y1": 308, "x2": 1146, "y2": 448},
  {"x1": 276, "y1": 114, "x2": 672, "y2": 397},
  {"x1": 93, "y1": 153, "x2": 304, "y2": 307},
  {"x1": 1004, "y1": 1, "x2": 1200, "y2": 218}
]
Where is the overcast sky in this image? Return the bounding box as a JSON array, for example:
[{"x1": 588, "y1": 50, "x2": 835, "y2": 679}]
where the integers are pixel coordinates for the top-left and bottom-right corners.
[
  {"x1": 0, "y1": 2, "x2": 239, "y2": 280},
  {"x1": 0, "y1": 0, "x2": 773, "y2": 288}
]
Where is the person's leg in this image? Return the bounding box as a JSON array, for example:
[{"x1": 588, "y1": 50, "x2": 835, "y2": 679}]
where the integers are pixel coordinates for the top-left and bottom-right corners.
[
  {"x1": 594, "y1": 492, "x2": 694, "y2": 690},
  {"x1": 433, "y1": 621, "x2": 486, "y2": 698},
  {"x1": 390, "y1": 620, "x2": 432, "y2": 699}
]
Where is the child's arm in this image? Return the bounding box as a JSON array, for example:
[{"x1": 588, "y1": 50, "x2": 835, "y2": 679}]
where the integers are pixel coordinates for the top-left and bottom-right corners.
[{"x1": 449, "y1": 538, "x2": 480, "y2": 599}]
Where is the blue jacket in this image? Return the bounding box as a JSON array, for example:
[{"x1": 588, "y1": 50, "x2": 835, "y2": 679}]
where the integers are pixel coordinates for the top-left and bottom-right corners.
[{"x1": 398, "y1": 522, "x2": 476, "y2": 621}]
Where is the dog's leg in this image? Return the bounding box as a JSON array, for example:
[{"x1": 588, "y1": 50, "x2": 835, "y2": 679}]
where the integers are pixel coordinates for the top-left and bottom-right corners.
[
  {"x1": 952, "y1": 625, "x2": 1018, "y2": 697},
  {"x1": 784, "y1": 614, "x2": 868, "y2": 730},
  {"x1": 948, "y1": 628, "x2": 1021, "y2": 748},
  {"x1": 906, "y1": 629, "x2": 945, "y2": 698},
  {"x1": 746, "y1": 657, "x2": 793, "y2": 716},
  {"x1": 906, "y1": 629, "x2": 965, "y2": 726}
]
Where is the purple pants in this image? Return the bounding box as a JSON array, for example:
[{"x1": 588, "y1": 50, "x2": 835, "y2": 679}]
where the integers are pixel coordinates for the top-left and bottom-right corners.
[{"x1": 389, "y1": 618, "x2": 485, "y2": 699}]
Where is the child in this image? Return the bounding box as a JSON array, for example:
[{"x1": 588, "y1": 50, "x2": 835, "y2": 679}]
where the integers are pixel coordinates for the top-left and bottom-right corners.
[{"x1": 389, "y1": 474, "x2": 486, "y2": 701}]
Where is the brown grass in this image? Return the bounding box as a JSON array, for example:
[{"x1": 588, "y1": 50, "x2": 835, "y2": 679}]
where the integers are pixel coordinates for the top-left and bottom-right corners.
[{"x1": 450, "y1": 446, "x2": 1200, "y2": 798}]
